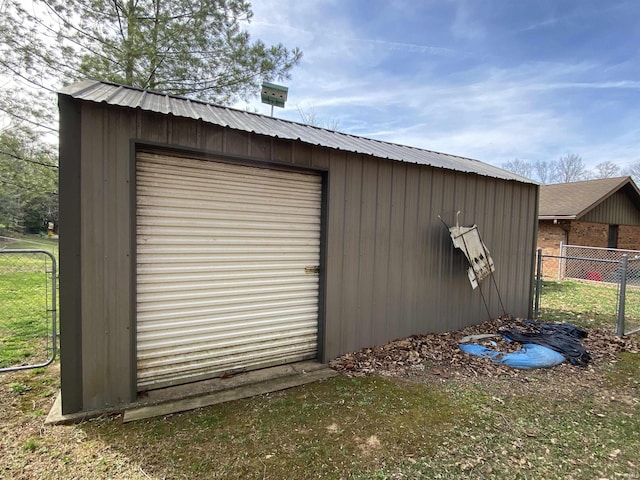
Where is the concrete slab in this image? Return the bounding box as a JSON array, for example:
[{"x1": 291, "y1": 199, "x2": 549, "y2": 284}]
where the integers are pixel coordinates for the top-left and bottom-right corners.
[
  {"x1": 45, "y1": 392, "x2": 123, "y2": 425},
  {"x1": 45, "y1": 361, "x2": 337, "y2": 425},
  {"x1": 124, "y1": 366, "x2": 336, "y2": 423}
]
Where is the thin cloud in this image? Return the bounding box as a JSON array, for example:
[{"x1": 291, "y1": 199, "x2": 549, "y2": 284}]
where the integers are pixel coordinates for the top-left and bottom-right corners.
[
  {"x1": 519, "y1": 17, "x2": 560, "y2": 32},
  {"x1": 347, "y1": 38, "x2": 460, "y2": 57}
]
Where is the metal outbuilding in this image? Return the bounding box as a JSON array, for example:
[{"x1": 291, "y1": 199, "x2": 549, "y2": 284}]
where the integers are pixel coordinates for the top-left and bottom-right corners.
[{"x1": 58, "y1": 80, "x2": 538, "y2": 415}]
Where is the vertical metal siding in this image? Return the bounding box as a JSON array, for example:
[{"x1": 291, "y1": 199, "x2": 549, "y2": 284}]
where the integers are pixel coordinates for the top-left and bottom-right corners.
[
  {"x1": 583, "y1": 190, "x2": 640, "y2": 225},
  {"x1": 322, "y1": 157, "x2": 538, "y2": 359},
  {"x1": 136, "y1": 152, "x2": 322, "y2": 390},
  {"x1": 81, "y1": 105, "x2": 108, "y2": 406},
  {"x1": 324, "y1": 151, "x2": 347, "y2": 358},
  {"x1": 340, "y1": 154, "x2": 364, "y2": 352},
  {"x1": 67, "y1": 103, "x2": 139, "y2": 413},
  {"x1": 371, "y1": 160, "x2": 393, "y2": 346}
]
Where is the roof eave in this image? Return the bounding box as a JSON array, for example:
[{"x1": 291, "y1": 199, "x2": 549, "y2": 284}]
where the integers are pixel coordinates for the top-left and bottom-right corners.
[{"x1": 539, "y1": 215, "x2": 576, "y2": 221}]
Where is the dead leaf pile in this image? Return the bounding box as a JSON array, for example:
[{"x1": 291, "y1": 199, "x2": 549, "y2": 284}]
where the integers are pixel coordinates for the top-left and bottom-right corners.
[{"x1": 329, "y1": 317, "x2": 639, "y2": 380}]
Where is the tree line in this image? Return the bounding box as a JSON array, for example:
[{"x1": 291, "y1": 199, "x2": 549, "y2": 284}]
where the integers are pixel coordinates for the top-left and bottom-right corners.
[
  {"x1": 0, "y1": 0, "x2": 302, "y2": 233},
  {"x1": 502, "y1": 154, "x2": 640, "y2": 185}
]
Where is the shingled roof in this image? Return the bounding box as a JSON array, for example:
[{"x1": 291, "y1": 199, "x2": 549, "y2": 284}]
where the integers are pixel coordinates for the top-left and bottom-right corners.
[
  {"x1": 58, "y1": 79, "x2": 534, "y2": 184},
  {"x1": 539, "y1": 176, "x2": 640, "y2": 220}
]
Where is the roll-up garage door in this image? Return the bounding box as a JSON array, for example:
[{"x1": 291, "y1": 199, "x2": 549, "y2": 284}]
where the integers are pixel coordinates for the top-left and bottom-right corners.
[{"x1": 136, "y1": 152, "x2": 322, "y2": 390}]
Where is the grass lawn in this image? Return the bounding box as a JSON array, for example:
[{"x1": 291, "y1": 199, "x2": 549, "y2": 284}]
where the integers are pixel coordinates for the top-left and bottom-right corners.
[
  {"x1": 539, "y1": 279, "x2": 640, "y2": 333},
  {"x1": 1, "y1": 277, "x2": 638, "y2": 479}
]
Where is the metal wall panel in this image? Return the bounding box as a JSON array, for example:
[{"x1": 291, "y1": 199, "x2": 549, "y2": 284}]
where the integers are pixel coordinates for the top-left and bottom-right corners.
[
  {"x1": 79, "y1": 105, "x2": 139, "y2": 409},
  {"x1": 136, "y1": 152, "x2": 322, "y2": 390},
  {"x1": 58, "y1": 95, "x2": 84, "y2": 414},
  {"x1": 321, "y1": 158, "x2": 539, "y2": 358}
]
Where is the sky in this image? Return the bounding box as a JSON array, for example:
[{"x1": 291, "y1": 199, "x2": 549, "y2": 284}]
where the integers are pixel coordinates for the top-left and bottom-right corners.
[{"x1": 236, "y1": 0, "x2": 640, "y2": 171}]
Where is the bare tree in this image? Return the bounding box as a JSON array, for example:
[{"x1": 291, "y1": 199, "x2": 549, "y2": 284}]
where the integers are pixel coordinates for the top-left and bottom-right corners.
[
  {"x1": 501, "y1": 158, "x2": 532, "y2": 179},
  {"x1": 593, "y1": 161, "x2": 620, "y2": 178},
  {"x1": 553, "y1": 153, "x2": 587, "y2": 183},
  {"x1": 533, "y1": 160, "x2": 554, "y2": 185},
  {"x1": 296, "y1": 104, "x2": 341, "y2": 131},
  {"x1": 296, "y1": 105, "x2": 320, "y2": 126},
  {"x1": 623, "y1": 161, "x2": 640, "y2": 185}
]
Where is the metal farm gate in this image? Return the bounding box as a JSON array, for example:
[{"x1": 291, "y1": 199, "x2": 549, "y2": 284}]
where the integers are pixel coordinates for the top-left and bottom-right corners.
[
  {"x1": 0, "y1": 249, "x2": 58, "y2": 372},
  {"x1": 535, "y1": 245, "x2": 640, "y2": 336}
]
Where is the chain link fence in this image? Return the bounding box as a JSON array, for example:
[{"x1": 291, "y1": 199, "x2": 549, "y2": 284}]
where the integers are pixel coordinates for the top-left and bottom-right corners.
[
  {"x1": 535, "y1": 245, "x2": 640, "y2": 336},
  {"x1": 0, "y1": 243, "x2": 58, "y2": 372},
  {"x1": 560, "y1": 244, "x2": 640, "y2": 285}
]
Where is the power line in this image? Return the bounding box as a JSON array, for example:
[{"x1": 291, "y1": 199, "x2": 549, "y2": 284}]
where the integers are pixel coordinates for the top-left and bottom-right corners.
[
  {"x1": 0, "y1": 176, "x2": 57, "y2": 195},
  {"x1": 0, "y1": 150, "x2": 58, "y2": 169},
  {"x1": 0, "y1": 107, "x2": 58, "y2": 133}
]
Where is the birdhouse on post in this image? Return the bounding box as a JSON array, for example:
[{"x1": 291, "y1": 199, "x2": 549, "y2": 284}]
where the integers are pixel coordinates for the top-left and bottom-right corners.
[{"x1": 261, "y1": 82, "x2": 288, "y2": 116}]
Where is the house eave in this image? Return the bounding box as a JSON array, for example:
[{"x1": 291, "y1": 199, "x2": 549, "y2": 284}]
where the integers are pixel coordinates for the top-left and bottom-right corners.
[{"x1": 539, "y1": 216, "x2": 576, "y2": 221}]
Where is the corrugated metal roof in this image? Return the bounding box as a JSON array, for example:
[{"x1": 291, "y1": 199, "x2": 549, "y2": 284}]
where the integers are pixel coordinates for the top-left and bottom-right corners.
[
  {"x1": 59, "y1": 79, "x2": 535, "y2": 184},
  {"x1": 539, "y1": 176, "x2": 640, "y2": 219}
]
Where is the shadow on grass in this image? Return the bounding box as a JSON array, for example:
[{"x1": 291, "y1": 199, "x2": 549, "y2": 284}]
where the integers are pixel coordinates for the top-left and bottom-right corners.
[
  {"x1": 539, "y1": 280, "x2": 579, "y2": 293},
  {"x1": 78, "y1": 376, "x2": 471, "y2": 480},
  {"x1": 537, "y1": 307, "x2": 618, "y2": 330}
]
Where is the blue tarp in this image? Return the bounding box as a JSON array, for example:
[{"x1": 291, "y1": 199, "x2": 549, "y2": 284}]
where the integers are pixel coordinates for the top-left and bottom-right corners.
[
  {"x1": 459, "y1": 342, "x2": 567, "y2": 369},
  {"x1": 459, "y1": 320, "x2": 591, "y2": 369}
]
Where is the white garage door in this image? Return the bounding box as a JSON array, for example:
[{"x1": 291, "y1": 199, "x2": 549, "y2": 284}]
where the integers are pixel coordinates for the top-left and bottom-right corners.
[{"x1": 136, "y1": 152, "x2": 322, "y2": 390}]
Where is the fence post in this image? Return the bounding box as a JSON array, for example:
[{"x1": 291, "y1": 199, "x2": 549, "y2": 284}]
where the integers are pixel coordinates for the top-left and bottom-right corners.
[
  {"x1": 558, "y1": 241, "x2": 563, "y2": 281},
  {"x1": 616, "y1": 254, "x2": 628, "y2": 337},
  {"x1": 50, "y1": 252, "x2": 58, "y2": 362},
  {"x1": 535, "y1": 248, "x2": 542, "y2": 318}
]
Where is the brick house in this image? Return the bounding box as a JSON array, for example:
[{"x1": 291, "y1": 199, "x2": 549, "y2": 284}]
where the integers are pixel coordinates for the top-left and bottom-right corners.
[{"x1": 538, "y1": 177, "x2": 640, "y2": 278}]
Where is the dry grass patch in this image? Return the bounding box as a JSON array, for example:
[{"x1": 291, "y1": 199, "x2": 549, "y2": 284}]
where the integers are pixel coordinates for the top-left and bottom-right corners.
[{"x1": 0, "y1": 366, "x2": 150, "y2": 479}]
